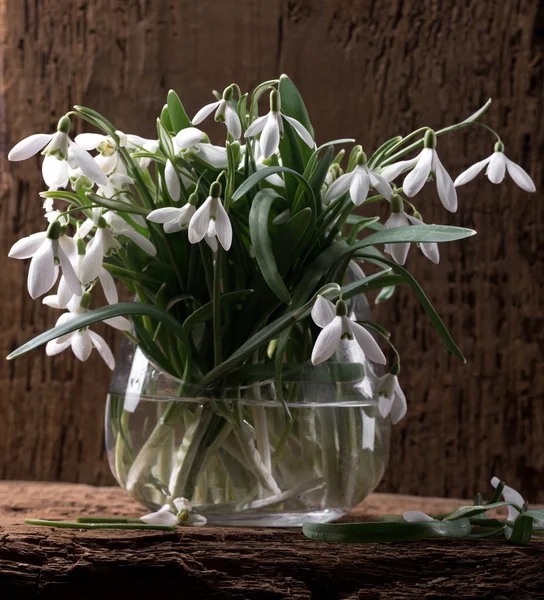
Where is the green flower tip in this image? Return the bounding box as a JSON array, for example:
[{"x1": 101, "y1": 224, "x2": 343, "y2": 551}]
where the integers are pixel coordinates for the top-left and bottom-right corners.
[
  {"x1": 188, "y1": 192, "x2": 199, "y2": 206},
  {"x1": 46, "y1": 219, "x2": 62, "y2": 240},
  {"x1": 210, "y1": 181, "x2": 222, "y2": 198},
  {"x1": 270, "y1": 89, "x2": 281, "y2": 113},
  {"x1": 222, "y1": 85, "x2": 234, "y2": 101},
  {"x1": 335, "y1": 299, "x2": 348, "y2": 317},
  {"x1": 355, "y1": 150, "x2": 367, "y2": 167},
  {"x1": 390, "y1": 363, "x2": 400, "y2": 376},
  {"x1": 424, "y1": 129, "x2": 437, "y2": 149},
  {"x1": 57, "y1": 116, "x2": 71, "y2": 134},
  {"x1": 494, "y1": 140, "x2": 504, "y2": 153},
  {"x1": 97, "y1": 216, "x2": 108, "y2": 228},
  {"x1": 412, "y1": 210, "x2": 422, "y2": 220},
  {"x1": 177, "y1": 508, "x2": 190, "y2": 522},
  {"x1": 80, "y1": 291, "x2": 92, "y2": 310},
  {"x1": 391, "y1": 194, "x2": 404, "y2": 213}
]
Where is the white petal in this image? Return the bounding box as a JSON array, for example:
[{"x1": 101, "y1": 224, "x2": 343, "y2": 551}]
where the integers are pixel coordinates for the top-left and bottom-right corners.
[
  {"x1": 8, "y1": 133, "x2": 53, "y2": 161},
  {"x1": 68, "y1": 139, "x2": 108, "y2": 186},
  {"x1": 505, "y1": 157, "x2": 536, "y2": 192},
  {"x1": 389, "y1": 390, "x2": 407, "y2": 425},
  {"x1": 173, "y1": 498, "x2": 192, "y2": 512},
  {"x1": 195, "y1": 144, "x2": 228, "y2": 169},
  {"x1": 491, "y1": 477, "x2": 524, "y2": 518},
  {"x1": 57, "y1": 276, "x2": 74, "y2": 308},
  {"x1": 147, "y1": 208, "x2": 182, "y2": 224},
  {"x1": 311, "y1": 317, "x2": 342, "y2": 365},
  {"x1": 164, "y1": 159, "x2": 181, "y2": 201},
  {"x1": 433, "y1": 153, "x2": 458, "y2": 212},
  {"x1": 349, "y1": 170, "x2": 370, "y2": 206},
  {"x1": 174, "y1": 127, "x2": 206, "y2": 150},
  {"x1": 204, "y1": 233, "x2": 218, "y2": 252},
  {"x1": 368, "y1": 170, "x2": 393, "y2": 200},
  {"x1": 379, "y1": 395, "x2": 394, "y2": 419},
  {"x1": 186, "y1": 514, "x2": 207, "y2": 527},
  {"x1": 311, "y1": 295, "x2": 336, "y2": 328},
  {"x1": 95, "y1": 153, "x2": 118, "y2": 176},
  {"x1": 122, "y1": 228, "x2": 157, "y2": 256},
  {"x1": 282, "y1": 114, "x2": 314, "y2": 148},
  {"x1": 140, "y1": 505, "x2": 178, "y2": 526},
  {"x1": 260, "y1": 113, "x2": 280, "y2": 159},
  {"x1": 192, "y1": 101, "x2": 221, "y2": 125},
  {"x1": 379, "y1": 156, "x2": 419, "y2": 182},
  {"x1": 45, "y1": 338, "x2": 73, "y2": 356},
  {"x1": 71, "y1": 330, "x2": 93, "y2": 362},
  {"x1": 89, "y1": 331, "x2": 115, "y2": 370},
  {"x1": 244, "y1": 115, "x2": 268, "y2": 138},
  {"x1": 188, "y1": 197, "x2": 212, "y2": 244},
  {"x1": 225, "y1": 105, "x2": 242, "y2": 139},
  {"x1": 486, "y1": 152, "x2": 506, "y2": 184},
  {"x1": 453, "y1": 157, "x2": 491, "y2": 187},
  {"x1": 74, "y1": 133, "x2": 106, "y2": 150},
  {"x1": 403, "y1": 511, "x2": 434, "y2": 522},
  {"x1": 78, "y1": 219, "x2": 95, "y2": 239},
  {"x1": 28, "y1": 239, "x2": 56, "y2": 298},
  {"x1": 323, "y1": 172, "x2": 352, "y2": 204},
  {"x1": 213, "y1": 199, "x2": 232, "y2": 251},
  {"x1": 403, "y1": 148, "x2": 433, "y2": 197},
  {"x1": 163, "y1": 219, "x2": 184, "y2": 234},
  {"x1": 420, "y1": 242, "x2": 440, "y2": 264},
  {"x1": 99, "y1": 268, "x2": 118, "y2": 304},
  {"x1": 104, "y1": 315, "x2": 132, "y2": 331},
  {"x1": 42, "y1": 155, "x2": 69, "y2": 188},
  {"x1": 57, "y1": 244, "x2": 82, "y2": 297},
  {"x1": 384, "y1": 212, "x2": 410, "y2": 265},
  {"x1": 9, "y1": 232, "x2": 47, "y2": 259},
  {"x1": 350, "y1": 322, "x2": 386, "y2": 364},
  {"x1": 80, "y1": 231, "x2": 104, "y2": 284}
]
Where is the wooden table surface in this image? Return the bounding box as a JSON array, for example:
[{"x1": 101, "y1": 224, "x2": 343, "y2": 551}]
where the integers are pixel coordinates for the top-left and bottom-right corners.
[{"x1": 0, "y1": 481, "x2": 542, "y2": 599}]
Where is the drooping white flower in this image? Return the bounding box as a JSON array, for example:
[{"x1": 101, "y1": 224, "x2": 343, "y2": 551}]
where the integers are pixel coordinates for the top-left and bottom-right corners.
[
  {"x1": 188, "y1": 182, "x2": 232, "y2": 251},
  {"x1": 381, "y1": 130, "x2": 457, "y2": 212},
  {"x1": 244, "y1": 89, "x2": 314, "y2": 159},
  {"x1": 75, "y1": 130, "x2": 128, "y2": 176},
  {"x1": 8, "y1": 220, "x2": 81, "y2": 300},
  {"x1": 8, "y1": 116, "x2": 108, "y2": 188},
  {"x1": 384, "y1": 195, "x2": 439, "y2": 265},
  {"x1": 323, "y1": 150, "x2": 393, "y2": 205},
  {"x1": 140, "y1": 497, "x2": 207, "y2": 527},
  {"x1": 376, "y1": 372, "x2": 407, "y2": 425},
  {"x1": 490, "y1": 477, "x2": 526, "y2": 524},
  {"x1": 192, "y1": 85, "x2": 241, "y2": 139},
  {"x1": 147, "y1": 202, "x2": 196, "y2": 233},
  {"x1": 310, "y1": 295, "x2": 386, "y2": 366},
  {"x1": 454, "y1": 142, "x2": 535, "y2": 192}
]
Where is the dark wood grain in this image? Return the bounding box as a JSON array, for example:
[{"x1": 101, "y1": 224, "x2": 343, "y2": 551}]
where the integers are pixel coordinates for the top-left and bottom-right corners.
[{"x1": 0, "y1": 0, "x2": 542, "y2": 500}]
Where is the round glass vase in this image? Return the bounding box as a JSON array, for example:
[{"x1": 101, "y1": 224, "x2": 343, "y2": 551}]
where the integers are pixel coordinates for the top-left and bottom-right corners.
[{"x1": 106, "y1": 341, "x2": 391, "y2": 527}]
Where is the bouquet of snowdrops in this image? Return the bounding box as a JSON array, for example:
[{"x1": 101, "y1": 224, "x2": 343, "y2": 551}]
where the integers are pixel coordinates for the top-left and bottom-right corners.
[{"x1": 7, "y1": 75, "x2": 535, "y2": 522}]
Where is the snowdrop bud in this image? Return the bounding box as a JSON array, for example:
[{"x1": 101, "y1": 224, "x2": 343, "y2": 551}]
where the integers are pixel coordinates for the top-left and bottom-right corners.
[
  {"x1": 46, "y1": 219, "x2": 62, "y2": 240},
  {"x1": 390, "y1": 362, "x2": 400, "y2": 376},
  {"x1": 391, "y1": 193, "x2": 404, "y2": 213},
  {"x1": 77, "y1": 237, "x2": 86, "y2": 255},
  {"x1": 270, "y1": 89, "x2": 281, "y2": 113},
  {"x1": 335, "y1": 299, "x2": 348, "y2": 317},
  {"x1": 188, "y1": 192, "x2": 199, "y2": 206},
  {"x1": 423, "y1": 129, "x2": 437, "y2": 149},
  {"x1": 210, "y1": 181, "x2": 222, "y2": 198},
  {"x1": 97, "y1": 216, "x2": 108, "y2": 228},
  {"x1": 222, "y1": 85, "x2": 235, "y2": 101},
  {"x1": 494, "y1": 140, "x2": 504, "y2": 153},
  {"x1": 79, "y1": 291, "x2": 92, "y2": 309},
  {"x1": 57, "y1": 116, "x2": 71, "y2": 134},
  {"x1": 412, "y1": 210, "x2": 423, "y2": 220}
]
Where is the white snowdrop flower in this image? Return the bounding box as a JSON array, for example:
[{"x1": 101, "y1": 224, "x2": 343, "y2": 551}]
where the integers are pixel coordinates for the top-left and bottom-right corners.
[
  {"x1": 381, "y1": 130, "x2": 458, "y2": 213},
  {"x1": 147, "y1": 195, "x2": 197, "y2": 234},
  {"x1": 310, "y1": 295, "x2": 386, "y2": 366},
  {"x1": 75, "y1": 130, "x2": 128, "y2": 176},
  {"x1": 244, "y1": 89, "x2": 315, "y2": 159},
  {"x1": 192, "y1": 85, "x2": 241, "y2": 139},
  {"x1": 42, "y1": 197, "x2": 55, "y2": 213},
  {"x1": 490, "y1": 477, "x2": 527, "y2": 524},
  {"x1": 323, "y1": 150, "x2": 393, "y2": 206},
  {"x1": 383, "y1": 195, "x2": 439, "y2": 265},
  {"x1": 188, "y1": 182, "x2": 232, "y2": 251},
  {"x1": 140, "y1": 497, "x2": 207, "y2": 527},
  {"x1": 173, "y1": 127, "x2": 228, "y2": 170},
  {"x1": 8, "y1": 220, "x2": 81, "y2": 300},
  {"x1": 376, "y1": 371, "x2": 407, "y2": 425},
  {"x1": 8, "y1": 116, "x2": 108, "y2": 188},
  {"x1": 164, "y1": 159, "x2": 181, "y2": 202},
  {"x1": 454, "y1": 142, "x2": 535, "y2": 192},
  {"x1": 124, "y1": 135, "x2": 159, "y2": 170}
]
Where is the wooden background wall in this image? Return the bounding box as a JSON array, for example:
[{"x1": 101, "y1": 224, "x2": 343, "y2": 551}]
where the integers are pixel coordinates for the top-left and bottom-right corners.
[{"x1": 1, "y1": 0, "x2": 542, "y2": 500}]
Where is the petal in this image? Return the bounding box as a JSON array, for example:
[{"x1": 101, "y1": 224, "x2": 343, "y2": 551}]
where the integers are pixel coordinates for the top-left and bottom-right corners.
[
  {"x1": 244, "y1": 114, "x2": 268, "y2": 138},
  {"x1": 141, "y1": 508, "x2": 178, "y2": 526},
  {"x1": 174, "y1": 127, "x2": 206, "y2": 150},
  {"x1": 389, "y1": 391, "x2": 407, "y2": 425},
  {"x1": 378, "y1": 395, "x2": 394, "y2": 419},
  {"x1": 192, "y1": 101, "x2": 220, "y2": 125},
  {"x1": 433, "y1": 153, "x2": 458, "y2": 212},
  {"x1": 403, "y1": 148, "x2": 433, "y2": 197},
  {"x1": 45, "y1": 337, "x2": 73, "y2": 356},
  {"x1": 311, "y1": 317, "x2": 342, "y2": 365},
  {"x1": 71, "y1": 331, "x2": 93, "y2": 362},
  {"x1": 186, "y1": 514, "x2": 207, "y2": 527},
  {"x1": 164, "y1": 219, "x2": 184, "y2": 234},
  {"x1": 57, "y1": 276, "x2": 74, "y2": 308},
  {"x1": 260, "y1": 113, "x2": 280, "y2": 159},
  {"x1": 486, "y1": 152, "x2": 506, "y2": 184},
  {"x1": 505, "y1": 157, "x2": 536, "y2": 192},
  {"x1": 384, "y1": 212, "x2": 410, "y2": 265},
  {"x1": 147, "y1": 207, "x2": 182, "y2": 224},
  {"x1": 349, "y1": 170, "x2": 370, "y2": 206},
  {"x1": 350, "y1": 322, "x2": 387, "y2": 364},
  {"x1": 195, "y1": 144, "x2": 229, "y2": 169},
  {"x1": 282, "y1": 114, "x2": 314, "y2": 148},
  {"x1": 225, "y1": 105, "x2": 242, "y2": 139},
  {"x1": 28, "y1": 239, "x2": 57, "y2": 298},
  {"x1": 173, "y1": 498, "x2": 193, "y2": 512},
  {"x1": 403, "y1": 511, "x2": 434, "y2": 522},
  {"x1": 188, "y1": 197, "x2": 212, "y2": 244},
  {"x1": 379, "y1": 156, "x2": 419, "y2": 182},
  {"x1": 213, "y1": 199, "x2": 232, "y2": 251},
  {"x1": 204, "y1": 233, "x2": 218, "y2": 252},
  {"x1": 323, "y1": 172, "x2": 352, "y2": 204},
  {"x1": 57, "y1": 244, "x2": 82, "y2": 297},
  {"x1": 491, "y1": 477, "x2": 524, "y2": 518},
  {"x1": 98, "y1": 267, "x2": 118, "y2": 304},
  {"x1": 42, "y1": 155, "x2": 69, "y2": 188},
  {"x1": 74, "y1": 133, "x2": 106, "y2": 150},
  {"x1": 164, "y1": 159, "x2": 181, "y2": 201},
  {"x1": 104, "y1": 315, "x2": 132, "y2": 331},
  {"x1": 78, "y1": 218, "x2": 95, "y2": 239},
  {"x1": 453, "y1": 157, "x2": 491, "y2": 187},
  {"x1": 9, "y1": 232, "x2": 47, "y2": 259},
  {"x1": 68, "y1": 139, "x2": 108, "y2": 186},
  {"x1": 89, "y1": 331, "x2": 115, "y2": 370},
  {"x1": 8, "y1": 133, "x2": 53, "y2": 161},
  {"x1": 80, "y1": 232, "x2": 105, "y2": 285},
  {"x1": 368, "y1": 170, "x2": 393, "y2": 201},
  {"x1": 311, "y1": 295, "x2": 336, "y2": 328},
  {"x1": 420, "y1": 242, "x2": 440, "y2": 264},
  {"x1": 122, "y1": 228, "x2": 157, "y2": 256}
]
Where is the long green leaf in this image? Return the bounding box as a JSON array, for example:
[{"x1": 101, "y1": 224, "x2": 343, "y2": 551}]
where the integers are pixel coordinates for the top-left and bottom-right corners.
[
  {"x1": 74, "y1": 105, "x2": 116, "y2": 136},
  {"x1": 86, "y1": 192, "x2": 149, "y2": 216},
  {"x1": 357, "y1": 224, "x2": 476, "y2": 248},
  {"x1": 443, "y1": 501, "x2": 513, "y2": 521},
  {"x1": 182, "y1": 290, "x2": 253, "y2": 332},
  {"x1": 250, "y1": 189, "x2": 291, "y2": 304},
  {"x1": 167, "y1": 90, "x2": 192, "y2": 133},
  {"x1": 274, "y1": 208, "x2": 312, "y2": 274},
  {"x1": 232, "y1": 166, "x2": 315, "y2": 204},
  {"x1": 279, "y1": 74, "x2": 314, "y2": 140}
]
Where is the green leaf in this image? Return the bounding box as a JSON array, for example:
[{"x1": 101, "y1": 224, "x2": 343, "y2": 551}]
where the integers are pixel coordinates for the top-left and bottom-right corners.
[
  {"x1": 357, "y1": 224, "x2": 476, "y2": 249},
  {"x1": 443, "y1": 502, "x2": 512, "y2": 521},
  {"x1": 279, "y1": 74, "x2": 314, "y2": 139},
  {"x1": 507, "y1": 513, "x2": 535, "y2": 545},
  {"x1": 182, "y1": 290, "x2": 253, "y2": 332},
  {"x1": 302, "y1": 518, "x2": 472, "y2": 543},
  {"x1": 232, "y1": 166, "x2": 315, "y2": 204},
  {"x1": 167, "y1": 90, "x2": 192, "y2": 133},
  {"x1": 358, "y1": 251, "x2": 466, "y2": 362},
  {"x1": 159, "y1": 104, "x2": 173, "y2": 134},
  {"x1": 74, "y1": 105, "x2": 116, "y2": 136},
  {"x1": 157, "y1": 118, "x2": 175, "y2": 159},
  {"x1": 250, "y1": 189, "x2": 291, "y2": 304},
  {"x1": 86, "y1": 192, "x2": 149, "y2": 216},
  {"x1": 375, "y1": 285, "x2": 396, "y2": 304},
  {"x1": 274, "y1": 208, "x2": 312, "y2": 273},
  {"x1": 7, "y1": 302, "x2": 190, "y2": 360}
]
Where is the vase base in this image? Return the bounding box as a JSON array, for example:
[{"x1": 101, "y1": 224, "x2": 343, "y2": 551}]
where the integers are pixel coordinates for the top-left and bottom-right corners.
[{"x1": 203, "y1": 509, "x2": 346, "y2": 528}]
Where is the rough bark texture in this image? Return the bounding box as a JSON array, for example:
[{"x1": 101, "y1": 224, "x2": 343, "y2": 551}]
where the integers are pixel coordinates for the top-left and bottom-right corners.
[
  {"x1": 1, "y1": 482, "x2": 543, "y2": 599},
  {"x1": 0, "y1": 1, "x2": 542, "y2": 499}
]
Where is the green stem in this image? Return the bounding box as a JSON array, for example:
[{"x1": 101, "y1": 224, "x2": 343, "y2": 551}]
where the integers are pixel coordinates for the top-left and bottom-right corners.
[
  {"x1": 25, "y1": 519, "x2": 175, "y2": 531},
  {"x1": 213, "y1": 249, "x2": 222, "y2": 366}
]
